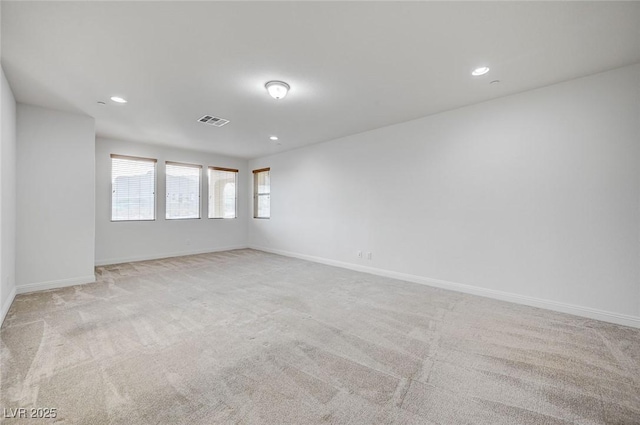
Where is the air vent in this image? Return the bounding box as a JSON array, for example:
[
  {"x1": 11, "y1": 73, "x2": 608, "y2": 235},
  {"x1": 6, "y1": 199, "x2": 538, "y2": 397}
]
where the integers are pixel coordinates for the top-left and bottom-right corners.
[{"x1": 197, "y1": 115, "x2": 229, "y2": 127}]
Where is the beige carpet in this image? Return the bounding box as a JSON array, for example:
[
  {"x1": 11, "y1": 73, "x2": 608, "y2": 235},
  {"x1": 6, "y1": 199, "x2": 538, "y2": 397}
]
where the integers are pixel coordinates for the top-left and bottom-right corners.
[{"x1": 1, "y1": 249, "x2": 639, "y2": 424}]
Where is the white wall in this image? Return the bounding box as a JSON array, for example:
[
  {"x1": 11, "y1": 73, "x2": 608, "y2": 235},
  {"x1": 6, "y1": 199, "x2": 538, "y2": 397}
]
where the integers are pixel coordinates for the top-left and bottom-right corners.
[
  {"x1": 95, "y1": 137, "x2": 248, "y2": 265},
  {"x1": 249, "y1": 64, "x2": 640, "y2": 327},
  {"x1": 1, "y1": 67, "x2": 17, "y2": 324},
  {"x1": 16, "y1": 104, "x2": 95, "y2": 293}
]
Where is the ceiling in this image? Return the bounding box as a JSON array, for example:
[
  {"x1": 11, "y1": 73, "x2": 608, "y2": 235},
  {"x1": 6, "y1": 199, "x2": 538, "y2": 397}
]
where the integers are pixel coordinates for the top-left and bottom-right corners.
[{"x1": 3, "y1": 2, "x2": 640, "y2": 159}]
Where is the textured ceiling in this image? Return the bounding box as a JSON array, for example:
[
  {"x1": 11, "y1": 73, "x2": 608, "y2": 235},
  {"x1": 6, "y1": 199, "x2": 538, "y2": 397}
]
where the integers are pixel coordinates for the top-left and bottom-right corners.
[{"x1": 3, "y1": 1, "x2": 640, "y2": 158}]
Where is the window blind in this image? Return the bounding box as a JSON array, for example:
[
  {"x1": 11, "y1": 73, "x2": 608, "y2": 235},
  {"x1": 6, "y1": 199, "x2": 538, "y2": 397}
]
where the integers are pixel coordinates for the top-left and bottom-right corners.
[
  {"x1": 253, "y1": 168, "x2": 270, "y2": 218},
  {"x1": 209, "y1": 167, "x2": 238, "y2": 218},
  {"x1": 111, "y1": 155, "x2": 156, "y2": 221},
  {"x1": 166, "y1": 162, "x2": 201, "y2": 219}
]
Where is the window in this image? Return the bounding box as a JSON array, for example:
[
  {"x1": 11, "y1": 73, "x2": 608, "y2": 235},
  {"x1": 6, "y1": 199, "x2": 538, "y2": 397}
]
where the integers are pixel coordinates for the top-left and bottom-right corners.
[
  {"x1": 111, "y1": 154, "x2": 156, "y2": 221},
  {"x1": 253, "y1": 168, "x2": 270, "y2": 218},
  {"x1": 209, "y1": 167, "x2": 238, "y2": 219},
  {"x1": 166, "y1": 161, "x2": 201, "y2": 219}
]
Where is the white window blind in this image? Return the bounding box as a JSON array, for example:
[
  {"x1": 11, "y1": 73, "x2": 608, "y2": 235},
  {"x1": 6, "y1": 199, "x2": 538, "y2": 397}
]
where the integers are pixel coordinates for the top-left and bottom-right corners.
[
  {"x1": 111, "y1": 154, "x2": 156, "y2": 221},
  {"x1": 166, "y1": 162, "x2": 201, "y2": 219},
  {"x1": 253, "y1": 168, "x2": 270, "y2": 218},
  {"x1": 209, "y1": 167, "x2": 238, "y2": 219}
]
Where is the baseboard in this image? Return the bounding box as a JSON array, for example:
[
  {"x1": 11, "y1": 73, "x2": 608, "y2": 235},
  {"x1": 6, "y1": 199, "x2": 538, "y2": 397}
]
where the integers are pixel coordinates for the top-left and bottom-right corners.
[
  {"x1": 250, "y1": 245, "x2": 640, "y2": 329},
  {"x1": 1, "y1": 286, "x2": 17, "y2": 327},
  {"x1": 95, "y1": 244, "x2": 249, "y2": 266},
  {"x1": 16, "y1": 275, "x2": 96, "y2": 295}
]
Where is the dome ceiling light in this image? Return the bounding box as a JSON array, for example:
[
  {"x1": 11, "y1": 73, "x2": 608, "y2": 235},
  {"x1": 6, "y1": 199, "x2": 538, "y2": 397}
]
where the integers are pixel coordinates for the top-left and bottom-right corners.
[{"x1": 265, "y1": 81, "x2": 290, "y2": 100}]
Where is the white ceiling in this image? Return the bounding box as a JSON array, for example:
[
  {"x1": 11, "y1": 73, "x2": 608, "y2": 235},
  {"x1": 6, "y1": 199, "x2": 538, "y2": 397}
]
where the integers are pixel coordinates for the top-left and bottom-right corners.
[{"x1": 3, "y1": 1, "x2": 640, "y2": 159}]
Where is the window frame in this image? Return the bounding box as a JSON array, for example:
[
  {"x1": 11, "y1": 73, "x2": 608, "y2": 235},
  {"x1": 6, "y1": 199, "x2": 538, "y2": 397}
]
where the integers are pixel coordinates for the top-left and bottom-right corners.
[
  {"x1": 110, "y1": 154, "x2": 157, "y2": 222},
  {"x1": 253, "y1": 167, "x2": 271, "y2": 219},
  {"x1": 165, "y1": 161, "x2": 203, "y2": 220},
  {"x1": 208, "y1": 166, "x2": 239, "y2": 219}
]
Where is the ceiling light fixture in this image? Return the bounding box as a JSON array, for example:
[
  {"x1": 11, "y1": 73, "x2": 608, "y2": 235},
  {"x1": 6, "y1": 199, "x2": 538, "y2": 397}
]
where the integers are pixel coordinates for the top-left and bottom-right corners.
[
  {"x1": 471, "y1": 67, "x2": 490, "y2": 77},
  {"x1": 265, "y1": 81, "x2": 290, "y2": 100},
  {"x1": 110, "y1": 96, "x2": 128, "y2": 103},
  {"x1": 269, "y1": 136, "x2": 279, "y2": 141}
]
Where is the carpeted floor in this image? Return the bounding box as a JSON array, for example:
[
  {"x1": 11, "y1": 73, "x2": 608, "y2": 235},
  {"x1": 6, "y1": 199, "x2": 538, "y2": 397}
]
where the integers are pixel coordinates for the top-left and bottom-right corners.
[{"x1": 1, "y1": 249, "x2": 639, "y2": 424}]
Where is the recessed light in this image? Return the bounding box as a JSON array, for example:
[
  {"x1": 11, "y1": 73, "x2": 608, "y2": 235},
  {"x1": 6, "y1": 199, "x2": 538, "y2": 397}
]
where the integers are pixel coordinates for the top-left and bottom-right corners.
[
  {"x1": 490, "y1": 80, "x2": 500, "y2": 85},
  {"x1": 269, "y1": 136, "x2": 278, "y2": 141},
  {"x1": 110, "y1": 96, "x2": 127, "y2": 103},
  {"x1": 472, "y1": 67, "x2": 490, "y2": 76},
  {"x1": 97, "y1": 101, "x2": 106, "y2": 105},
  {"x1": 265, "y1": 81, "x2": 290, "y2": 100}
]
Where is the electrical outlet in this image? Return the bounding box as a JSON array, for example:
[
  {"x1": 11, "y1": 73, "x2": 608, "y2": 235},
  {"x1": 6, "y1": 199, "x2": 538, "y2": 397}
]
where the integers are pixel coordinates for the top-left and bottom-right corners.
[
  {"x1": 367, "y1": 252, "x2": 372, "y2": 260},
  {"x1": 357, "y1": 251, "x2": 363, "y2": 258}
]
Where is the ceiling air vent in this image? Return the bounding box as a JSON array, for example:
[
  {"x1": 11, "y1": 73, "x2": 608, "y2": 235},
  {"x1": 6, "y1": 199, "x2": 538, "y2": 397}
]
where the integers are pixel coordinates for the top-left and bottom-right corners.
[{"x1": 197, "y1": 115, "x2": 229, "y2": 127}]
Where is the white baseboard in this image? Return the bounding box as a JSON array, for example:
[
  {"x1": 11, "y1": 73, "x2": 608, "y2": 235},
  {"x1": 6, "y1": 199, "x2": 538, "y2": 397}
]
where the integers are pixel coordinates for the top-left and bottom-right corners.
[
  {"x1": 250, "y1": 245, "x2": 640, "y2": 329},
  {"x1": 1, "y1": 286, "x2": 17, "y2": 327},
  {"x1": 16, "y1": 275, "x2": 96, "y2": 295},
  {"x1": 95, "y1": 244, "x2": 249, "y2": 266}
]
